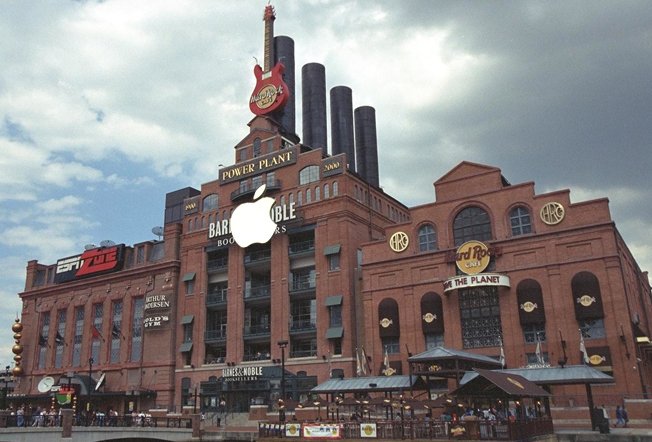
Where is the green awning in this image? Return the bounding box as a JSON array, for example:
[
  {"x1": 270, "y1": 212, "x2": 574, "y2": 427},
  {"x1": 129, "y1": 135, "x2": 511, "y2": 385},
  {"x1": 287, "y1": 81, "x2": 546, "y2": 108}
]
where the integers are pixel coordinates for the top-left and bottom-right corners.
[
  {"x1": 325, "y1": 295, "x2": 343, "y2": 307},
  {"x1": 326, "y1": 327, "x2": 344, "y2": 339},
  {"x1": 323, "y1": 244, "x2": 341, "y2": 256},
  {"x1": 179, "y1": 342, "x2": 193, "y2": 353},
  {"x1": 180, "y1": 315, "x2": 194, "y2": 325},
  {"x1": 182, "y1": 272, "x2": 196, "y2": 282}
]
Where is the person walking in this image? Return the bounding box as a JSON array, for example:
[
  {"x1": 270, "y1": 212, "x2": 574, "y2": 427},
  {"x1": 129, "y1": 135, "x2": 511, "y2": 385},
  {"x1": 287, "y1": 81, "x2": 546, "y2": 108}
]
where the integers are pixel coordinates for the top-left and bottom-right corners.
[{"x1": 615, "y1": 405, "x2": 624, "y2": 427}]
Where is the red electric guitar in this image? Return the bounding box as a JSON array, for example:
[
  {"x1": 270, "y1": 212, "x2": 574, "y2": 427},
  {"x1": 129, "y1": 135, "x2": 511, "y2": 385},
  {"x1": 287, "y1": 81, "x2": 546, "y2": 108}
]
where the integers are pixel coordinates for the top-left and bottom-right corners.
[{"x1": 249, "y1": 4, "x2": 290, "y2": 116}]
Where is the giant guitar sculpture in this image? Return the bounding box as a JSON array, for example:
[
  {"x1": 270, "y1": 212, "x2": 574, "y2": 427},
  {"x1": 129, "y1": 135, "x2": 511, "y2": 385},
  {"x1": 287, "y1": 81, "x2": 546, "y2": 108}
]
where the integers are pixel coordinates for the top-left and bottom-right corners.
[{"x1": 249, "y1": 4, "x2": 290, "y2": 116}]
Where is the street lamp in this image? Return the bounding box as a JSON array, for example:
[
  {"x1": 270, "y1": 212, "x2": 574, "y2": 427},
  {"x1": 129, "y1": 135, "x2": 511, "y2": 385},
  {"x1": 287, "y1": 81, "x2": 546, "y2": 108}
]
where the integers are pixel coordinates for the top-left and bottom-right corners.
[
  {"x1": 87, "y1": 357, "x2": 94, "y2": 426},
  {"x1": 277, "y1": 339, "x2": 288, "y2": 423}
]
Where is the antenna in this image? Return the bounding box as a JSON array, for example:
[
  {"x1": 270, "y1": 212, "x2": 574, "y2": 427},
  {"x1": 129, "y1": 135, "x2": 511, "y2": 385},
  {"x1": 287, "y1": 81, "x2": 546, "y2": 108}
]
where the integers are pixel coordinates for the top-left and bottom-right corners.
[
  {"x1": 99, "y1": 240, "x2": 116, "y2": 247},
  {"x1": 151, "y1": 226, "x2": 164, "y2": 240},
  {"x1": 84, "y1": 244, "x2": 97, "y2": 250}
]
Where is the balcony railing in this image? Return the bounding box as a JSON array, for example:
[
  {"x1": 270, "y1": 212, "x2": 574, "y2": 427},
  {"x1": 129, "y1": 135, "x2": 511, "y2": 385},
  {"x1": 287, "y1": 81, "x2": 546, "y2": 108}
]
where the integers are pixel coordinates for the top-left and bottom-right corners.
[
  {"x1": 244, "y1": 249, "x2": 271, "y2": 264},
  {"x1": 207, "y1": 288, "x2": 227, "y2": 305},
  {"x1": 205, "y1": 328, "x2": 227, "y2": 341},
  {"x1": 290, "y1": 276, "x2": 316, "y2": 292},
  {"x1": 207, "y1": 256, "x2": 228, "y2": 272},
  {"x1": 244, "y1": 324, "x2": 271, "y2": 336},
  {"x1": 289, "y1": 319, "x2": 317, "y2": 333},
  {"x1": 289, "y1": 348, "x2": 317, "y2": 358},
  {"x1": 288, "y1": 239, "x2": 315, "y2": 255},
  {"x1": 245, "y1": 285, "x2": 271, "y2": 299}
]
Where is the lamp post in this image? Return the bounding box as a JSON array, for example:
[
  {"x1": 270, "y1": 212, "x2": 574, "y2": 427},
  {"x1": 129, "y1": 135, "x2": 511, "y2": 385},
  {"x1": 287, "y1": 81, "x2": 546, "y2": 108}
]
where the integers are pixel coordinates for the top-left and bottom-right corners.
[
  {"x1": 87, "y1": 357, "x2": 94, "y2": 426},
  {"x1": 2, "y1": 366, "x2": 9, "y2": 410},
  {"x1": 277, "y1": 340, "x2": 288, "y2": 423}
]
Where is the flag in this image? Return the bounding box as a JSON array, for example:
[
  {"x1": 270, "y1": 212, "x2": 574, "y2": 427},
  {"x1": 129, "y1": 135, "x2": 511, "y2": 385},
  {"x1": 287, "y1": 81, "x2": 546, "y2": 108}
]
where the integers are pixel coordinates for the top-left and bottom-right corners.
[
  {"x1": 360, "y1": 346, "x2": 369, "y2": 375},
  {"x1": 535, "y1": 334, "x2": 544, "y2": 364},
  {"x1": 499, "y1": 338, "x2": 506, "y2": 368},
  {"x1": 92, "y1": 326, "x2": 104, "y2": 341},
  {"x1": 55, "y1": 332, "x2": 65, "y2": 345},
  {"x1": 579, "y1": 329, "x2": 590, "y2": 364},
  {"x1": 356, "y1": 347, "x2": 363, "y2": 377},
  {"x1": 111, "y1": 324, "x2": 121, "y2": 339},
  {"x1": 38, "y1": 334, "x2": 47, "y2": 346},
  {"x1": 382, "y1": 346, "x2": 396, "y2": 376}
]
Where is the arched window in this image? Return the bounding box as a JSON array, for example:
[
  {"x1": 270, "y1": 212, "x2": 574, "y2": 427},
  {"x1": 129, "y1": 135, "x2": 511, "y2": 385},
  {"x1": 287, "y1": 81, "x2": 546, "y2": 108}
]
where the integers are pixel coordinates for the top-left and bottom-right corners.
[
  {"x1": 299, "y1": 166, "x2": 319, "y2": 185},
  {"x1": 421, "y1": 292, "x2": 444, "y2": 349},
  {"x1": 517, "y1": 279, "x2": 546, "y2": 344},
  {"x1": 418, "y1": 224, "x2": 437, "y2": 252},
  {"x1": 253, "y1": 138, "x2": 262, "y2": 157},
  {"x1": 324, "y1": 183, "x2": 330, "y2": 199},
  {"x1": 510, "y1": 206, "x2": 532, "y2": 236},
  {"x1": 453, "y1": 206, "x2": 492, "y2": 246},
  {"x1": 315, "y1": 186, "x2": 320, "y2": 201},
  {"x1": 378, "y1": 298, "x2": 400, "y2": 355},
  {"x1": 203, "y1": 194, "x2": 218, "y2": 212},
  {"x1": 332, "y1": 181, "x2": 339, "y2": 196},
  {"x1": 572, "y1": 272, "x2": 606, "y2": 339}
]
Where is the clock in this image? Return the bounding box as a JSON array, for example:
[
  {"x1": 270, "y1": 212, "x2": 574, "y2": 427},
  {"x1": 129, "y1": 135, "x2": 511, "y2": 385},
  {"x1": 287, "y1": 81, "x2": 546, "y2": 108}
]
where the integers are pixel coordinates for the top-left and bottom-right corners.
[{"x1": 37, "y1": 376, "x2": 55, "y2": 393}]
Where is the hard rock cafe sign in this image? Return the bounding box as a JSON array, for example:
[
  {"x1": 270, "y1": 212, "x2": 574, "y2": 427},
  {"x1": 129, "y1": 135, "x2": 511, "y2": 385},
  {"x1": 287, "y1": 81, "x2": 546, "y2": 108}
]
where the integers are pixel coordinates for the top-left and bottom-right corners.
[
  {"x1": 379, "y1": 318, "x2": 393, "y2": 328},
  {"x1": 520, "y1": 301, "x2": 538, "y2": 313},
  {"x1": 454, "y1": 240, "x2": 493, "y2": 275},
  {"x1": 576, "y1": 294, "x2": 596, "y2": 307},
  {"x1": 249, "y1": 5, "x2": 289, "y2": 116}
]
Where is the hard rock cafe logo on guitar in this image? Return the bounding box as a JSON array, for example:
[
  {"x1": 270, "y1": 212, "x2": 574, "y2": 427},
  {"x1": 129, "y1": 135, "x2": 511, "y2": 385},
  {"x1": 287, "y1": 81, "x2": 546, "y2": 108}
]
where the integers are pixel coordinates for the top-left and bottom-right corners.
[{"x1": 249, "y1": 5, "x2": 290, "y2": 116}]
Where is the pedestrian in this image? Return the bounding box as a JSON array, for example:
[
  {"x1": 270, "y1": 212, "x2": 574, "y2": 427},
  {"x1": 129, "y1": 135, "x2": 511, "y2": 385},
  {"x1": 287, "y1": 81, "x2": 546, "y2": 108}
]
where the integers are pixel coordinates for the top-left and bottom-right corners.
[
  {"x1": 615, "y1": 405, "x2": 624, "y2": 427},
  {"x1": 622, "y1": 406, "x2": 629, "y2": 427},
  {"x1": 601, "y1": 404, "x2": 610, "y2": 427}
]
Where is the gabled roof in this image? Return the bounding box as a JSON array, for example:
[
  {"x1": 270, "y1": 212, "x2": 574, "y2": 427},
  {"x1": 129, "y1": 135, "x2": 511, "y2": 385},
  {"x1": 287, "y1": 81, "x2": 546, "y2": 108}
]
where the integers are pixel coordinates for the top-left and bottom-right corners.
[
  {"x1": 460, "y1": 365, "x2": 614, "y2": 386},
  {"x1": 434, "y1": 161, "x2": 502, "y2": 185},
  {"x1": 450, "y1": 368, "x2": 550, "y2": 398},
  {"x1": 408, "y1": 346, "x2": 502, "y2": 366},
  {"x1": 311, "y1": 375, "x2": 422, "y2": 394}
]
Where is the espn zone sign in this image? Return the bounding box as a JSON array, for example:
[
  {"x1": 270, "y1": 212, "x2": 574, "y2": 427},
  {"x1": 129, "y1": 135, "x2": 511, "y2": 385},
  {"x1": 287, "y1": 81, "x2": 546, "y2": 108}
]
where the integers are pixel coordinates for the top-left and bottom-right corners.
[{"x1": 54, "y1": 245, "x2": 125, "y2": 283}]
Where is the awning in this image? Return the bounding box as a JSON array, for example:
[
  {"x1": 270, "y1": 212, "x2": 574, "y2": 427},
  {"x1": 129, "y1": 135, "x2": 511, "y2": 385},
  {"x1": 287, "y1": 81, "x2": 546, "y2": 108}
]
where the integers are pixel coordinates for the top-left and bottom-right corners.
[
  {"x1": 451, "y1": 368, "x2": 550, "y2": 399},
  {"x1": 180, "y1": 314, "x2": 194, "y2": 325},
  {"x1": 179, "y1": 342, "x2": 193, "y2": 353},
  {"x1": 517, "y1": 279, "x2": 546, "y2": 325},
  {"x1": 311, "y1": 375, "x2": 424, "y2": 394},
  {"x1": 459, "y1": 364, "x2": 614, "y2": 386},
  {"x1": 326, "y1": 327, "x2": 344, "y2": 339},
  {"x1": 182, "y1": 272, "x2": 196, "y2": 282},
  {"x1": 325, "y1": 295, "x2": 343, "y2": 307},
  {"x1": 323, "y1": 244, "x2": 341, "y2": 256},
  {"x1": 420, "y1": 293, "x2": 444, "y2": 334},
  {"x1": 408, "y1": 346, "x2": 502, "y2": 366}
]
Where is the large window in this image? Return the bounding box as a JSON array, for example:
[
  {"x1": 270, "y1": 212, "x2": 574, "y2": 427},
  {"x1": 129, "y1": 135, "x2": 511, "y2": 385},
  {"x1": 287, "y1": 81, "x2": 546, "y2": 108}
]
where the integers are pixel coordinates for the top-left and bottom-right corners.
[
  {"x1": 453, "y1": 206, "x2": 492, "y2": 246},
  {"x1": 110, "y1": 300, "x2": 123, "y2": 364},
  {"x1": 130, "y1": 298, "x2": 144, "y2": 362},
  {"x1": 418, "y1": 224, "x2": 437, "y2": 252},
  {"x1": 72, "y1": 307, "x2": 84, "y2": 367},
  {"x1": 299, "y1": 166, "x2": 319, "y2": 185},
  {"x1": 91, "y1": 303, "x2": 103, "y2": 364},
  {"x1": 55, "y1": 309, "x2": 66, "y2": 368},
  {"x1": 510, "y1": 206, "x2": 532, "y2": 236},
  {"x1": 459, "y1": 287, "x2": 502, "y2": 348},
  {"x1": 203, "y1": 194, "x2": 218, "y2": 212},
  {"x1": 38, "y1": 312, "x2": 50, "y2": 369}
]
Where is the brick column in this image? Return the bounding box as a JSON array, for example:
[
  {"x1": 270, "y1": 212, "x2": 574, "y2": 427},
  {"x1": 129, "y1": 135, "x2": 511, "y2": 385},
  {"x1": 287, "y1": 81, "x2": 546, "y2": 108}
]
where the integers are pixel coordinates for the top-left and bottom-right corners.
[{"x1": 61, "y1": 409, "x2": 73, "y2": 438}]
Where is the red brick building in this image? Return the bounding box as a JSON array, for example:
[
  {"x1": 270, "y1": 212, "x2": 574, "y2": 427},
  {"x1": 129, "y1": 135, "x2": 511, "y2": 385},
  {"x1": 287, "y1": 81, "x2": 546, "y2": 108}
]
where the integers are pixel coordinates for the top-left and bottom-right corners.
[{"x1": 360, "y1": 161, "x2": 652, "y2": 405}]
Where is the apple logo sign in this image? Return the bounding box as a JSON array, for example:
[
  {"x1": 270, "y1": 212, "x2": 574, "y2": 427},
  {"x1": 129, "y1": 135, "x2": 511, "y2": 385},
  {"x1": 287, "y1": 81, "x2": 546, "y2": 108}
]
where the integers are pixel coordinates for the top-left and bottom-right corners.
[{"x1": 230, "y1": 184, "x2": 277, "y2": 247}]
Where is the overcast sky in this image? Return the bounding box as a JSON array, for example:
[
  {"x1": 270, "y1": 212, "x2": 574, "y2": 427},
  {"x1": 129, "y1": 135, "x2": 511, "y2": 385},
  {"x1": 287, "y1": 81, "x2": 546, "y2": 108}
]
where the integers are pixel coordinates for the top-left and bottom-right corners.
[{"x1": 1, "y1": 0, "x2": 651, "y2": 365}]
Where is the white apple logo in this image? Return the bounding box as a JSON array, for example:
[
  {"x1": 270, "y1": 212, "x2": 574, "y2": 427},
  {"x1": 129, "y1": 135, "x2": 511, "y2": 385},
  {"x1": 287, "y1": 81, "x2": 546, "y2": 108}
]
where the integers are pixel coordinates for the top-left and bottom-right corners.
[{"x1": 230, "y1": 184, "x2": 277, "y2": 247}]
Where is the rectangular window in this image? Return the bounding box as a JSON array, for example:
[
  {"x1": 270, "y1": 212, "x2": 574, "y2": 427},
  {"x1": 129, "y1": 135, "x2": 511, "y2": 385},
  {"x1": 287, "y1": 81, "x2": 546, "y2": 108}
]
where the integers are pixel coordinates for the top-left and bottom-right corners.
[
  {"x1": 130, "y1": 298, "x2": 144, "y2": 362},
  {"x1": 579, "y1": 319, "x2": 606, "y2": 339},
  {"x1": 136, "y1": 246, "x2": 145, "y2": 264},
  {"x1": 459, "y1": 287, "x2": 502, "y2": 349},
  {"x1": 332, "y1": 339, "x2": 342, "y2": 356},
  {"x1": 91, "y1": 303, "x2": 103, "y2": 364},
  {"x1": 329, "y1": 305, "x2": 342, "y2": 327},
  {"x1": 266, "y1": 171, "x2": 276, "y2": 186},
  {"x1": 110, "y1": 300, "x2": 123, "y2": 364},
  {"x1": 72, "y1": 307, "x2": 84, "y2": 367},
  {"x1": 523, "y1": 323, "x2": 546, "y2": 344},
  {"x1": 183, "y1": 323, "x2": 193, "y2": 343},
  {"x1": 185, "y1": 279, "x2": 195, "y2": 295},
  {"x1": 54, "y1": 309, "x2": 66, "y2": 368},
  {"x1": 252, "y1": 175, "x2": 263, "y2": 189},
  {"x1": 328, "y1": 253, "x2": 340, "y2": 271},
  {"x1": 38, "y1": 312, "x2": 51, "y2": 370},
  {"x1": 382, "y1": 336, "x2": 400, "y2": 354},
  {"x1": 425, "y1": 333, "x2": 444, "y2": 349}
]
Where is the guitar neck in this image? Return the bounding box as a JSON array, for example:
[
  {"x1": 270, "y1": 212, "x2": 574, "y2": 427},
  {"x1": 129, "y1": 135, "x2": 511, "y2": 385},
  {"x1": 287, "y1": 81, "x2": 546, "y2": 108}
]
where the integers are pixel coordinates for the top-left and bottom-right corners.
[{"x1": 263, "y1": 6, "x2": 275, "y2": 72}]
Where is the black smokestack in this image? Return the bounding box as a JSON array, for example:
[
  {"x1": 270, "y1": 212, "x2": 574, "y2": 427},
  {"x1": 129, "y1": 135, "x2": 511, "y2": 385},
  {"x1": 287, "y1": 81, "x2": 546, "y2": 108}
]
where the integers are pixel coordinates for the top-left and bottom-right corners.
[
  {"x1": 330, "y1": 86, "x2": 355, "y2": 171},
  {"x1": 354, "y1": 106, "x2": 379, "y2": 187},
  {"x1": 301, "y1": 63, "x2": 327, "y2": 151},
  {"x1": 274, "y1": 36, "x2": 296, "y2": 139}
]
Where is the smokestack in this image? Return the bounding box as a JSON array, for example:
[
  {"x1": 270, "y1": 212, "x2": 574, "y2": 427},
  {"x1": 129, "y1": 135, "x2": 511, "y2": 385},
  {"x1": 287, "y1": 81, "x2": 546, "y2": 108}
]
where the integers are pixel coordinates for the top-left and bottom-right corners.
[
  {"x1": 301, "y1": 63, "x2": 327, "y2": 151},
  {"x1": 330, "y1": 86, "x2": 355, "y2": 171},
  {"x1": 274, "y1": 36, "x2": 296, "y2": 138},
  {"x1": 354, "y1": 106, "x2": 379, "y2": 187}
]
